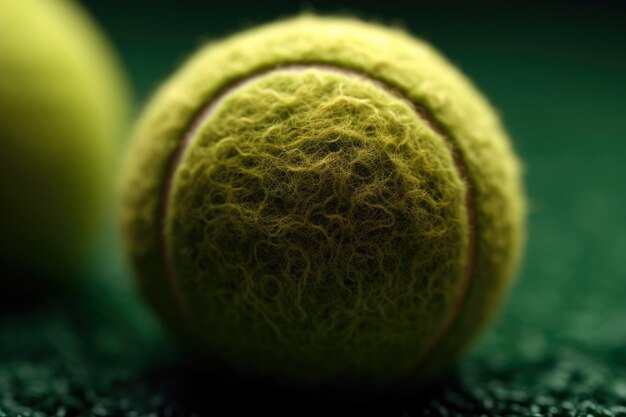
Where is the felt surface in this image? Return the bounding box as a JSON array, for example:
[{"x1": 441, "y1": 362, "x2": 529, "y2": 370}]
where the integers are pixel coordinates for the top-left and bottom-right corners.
[
  {"x1": 1, "y1": 1, "x2": 625, "y2": 416},
  {"x1": 121, "y1": 16, "x2": 524, "y2": 386},
  {"x1": 167, "y1": 68, "x2": 471, "y2": 385}
]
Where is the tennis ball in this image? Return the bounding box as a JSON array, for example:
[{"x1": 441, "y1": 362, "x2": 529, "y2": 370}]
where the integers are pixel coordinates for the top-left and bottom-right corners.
[
  {"x1": 122, "y1": 16, "x2": 525, "y2": 388},
  {"x1": 0, "y1": 0, "x2": 129, "y2": 278}
]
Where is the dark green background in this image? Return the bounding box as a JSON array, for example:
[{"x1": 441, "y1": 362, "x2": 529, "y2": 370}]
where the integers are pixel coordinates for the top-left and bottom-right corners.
[{"x1": 1, "y1": 1, "x2": 625, "y2": 416}]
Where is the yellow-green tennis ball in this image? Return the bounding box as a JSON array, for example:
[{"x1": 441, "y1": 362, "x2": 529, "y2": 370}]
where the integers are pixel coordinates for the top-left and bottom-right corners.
[
  {"x1": 122, "y1": 16, "x2": 525, "y2": 388},
  {"x1": 0, "y1": 0, "x2": 129, "y2": 276}
]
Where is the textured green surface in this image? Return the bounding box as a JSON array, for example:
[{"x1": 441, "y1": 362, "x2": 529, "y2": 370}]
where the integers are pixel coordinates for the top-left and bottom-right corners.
[
  {"x1": 122, "y1": 16, "x2": 524, "y2": 386},
  {"x1": 1, "y1": 1, "x2": 625, "y2": 416},
  {"x1": 168, "y1": 68, "x2": 469, "y2": 384}
]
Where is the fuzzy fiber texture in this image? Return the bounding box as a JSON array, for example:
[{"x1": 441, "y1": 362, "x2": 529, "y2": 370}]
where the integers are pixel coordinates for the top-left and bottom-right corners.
[
  {"x1": 0, "y1": 0, "x2": 129, "y2": 276},
  {"x1": 121, "y1": 16, "x2": 526, "y2": 387}
]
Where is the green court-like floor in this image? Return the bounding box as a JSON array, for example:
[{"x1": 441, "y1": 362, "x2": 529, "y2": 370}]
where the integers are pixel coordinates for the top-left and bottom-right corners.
[{"x1": 1, "y1": 2, "x2": 625, "y2": 415}]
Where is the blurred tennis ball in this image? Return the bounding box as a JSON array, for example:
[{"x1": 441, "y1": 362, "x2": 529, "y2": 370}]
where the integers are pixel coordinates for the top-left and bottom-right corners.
[
  {"x1": 0, "y1": 0, "x2": 130, "y2": 281},
  {"x1": 122, "y1": 16, "x2": 525, "y2": 388}
]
